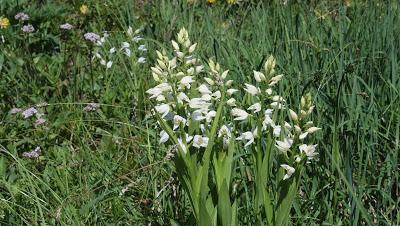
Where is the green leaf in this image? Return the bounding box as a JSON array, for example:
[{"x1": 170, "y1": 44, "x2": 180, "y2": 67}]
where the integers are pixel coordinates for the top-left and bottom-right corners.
[{"x1": 217, "y1": 180, "x2": 232, "y2": 226}]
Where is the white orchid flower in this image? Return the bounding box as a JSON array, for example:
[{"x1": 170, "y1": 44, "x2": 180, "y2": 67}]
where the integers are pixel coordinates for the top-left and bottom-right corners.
[
  {"x1": 227, "y1": 98, "x2": 236, "y2": 107},
  {"x1": 307, "y1": 127, "x2": 321, "y2": 134},
  {"x1": 299, "y1": 144, "x2": 318, "y2": 160},
  {"x1": 180, "y1": 76, "x2": 194, "y2": 89},
  {"x1": 231, "y1": 108, "x2": 249, "y2": 121},
  {"x1": 247, "y1": 102, "x2": 261, "y2": 113},
  {"x1": 272, "y1": 124, "x2": 281, "y2": 137},
  {"x1": 280, "y1": 164, "x2": 295, "y2": 180},
  {"x1": 198, "y1": 84, "x2": 212, "y2": 94},
  {"x1": 189, "y1": 98, "x2": 211, "y2": 109},
  {"x1": 159, "y1": 130, "x2": 169, "y2": 144},
  {"x1": 193, "y1": 135, "x2": 209, "y2": 148},
  {"x1": 244, "y1": 83, "x2": 260, "y2": 96},
  {"x1": 205, "y1": 110, "x2": 216, "y2": 123},
  {"x1": 173, "y1": 115, "x2": 187, "y2": 130},
  {"x1": 253, "y1": 70, "x2": 266, "y2": 82},
  {"x1": 275, "y1": 138, "x2": 293, "y2": 153},
  {"x1": 236, "y1": 131, "x2": 254, "y2": 147},
  {"x1": 155, "y1": 104, "x2": 170, "y2": 118},
  {"x1": 227, "y1": 88, "x2": 238, "y2": 96}
]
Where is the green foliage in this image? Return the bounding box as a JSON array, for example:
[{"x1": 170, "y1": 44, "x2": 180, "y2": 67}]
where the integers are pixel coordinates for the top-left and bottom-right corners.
[{"x1": 0, "y1": 0, "x2": 399, "y2": 225}]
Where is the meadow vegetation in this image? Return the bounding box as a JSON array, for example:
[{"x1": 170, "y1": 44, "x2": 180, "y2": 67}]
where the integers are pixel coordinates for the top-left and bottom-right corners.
[{"x1": 0, "y1": 0, "x2": 399, "y2": 225}]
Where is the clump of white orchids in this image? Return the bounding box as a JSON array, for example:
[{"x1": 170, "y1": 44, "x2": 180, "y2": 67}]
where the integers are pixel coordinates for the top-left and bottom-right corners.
[{"x1": 147, "y1": 28, "x2": 321, "y2": 226}]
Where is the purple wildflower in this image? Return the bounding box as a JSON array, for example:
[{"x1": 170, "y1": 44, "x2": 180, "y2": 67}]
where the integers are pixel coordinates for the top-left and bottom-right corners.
[
  {"x1": 15, "y1": 12, "x2": 29, "y2": 21},
  {"x1": 22, "y1": 107, "x2": 37, "y2": 118},
  {"x1": 10, "y1": 108, "x2": 22, "y2": 114},
  {"x1": 84, "y1": 103, "x2": 99, "y2": 112},
  {"x1": 22, "y1": 146, "x2": 41, "y2": 158},
  {"x1": 84, "y1": 32, "x2": 100, "y2": 42},
  {"x1": 35, "y1": 118, "x2": 46, "y2": 126},
  {"x1": 21, "y1": 24, "x2": 35, "y2": 33},
  {"x1": 60, "y1": 23, "x2": 73, "y2": 30}
]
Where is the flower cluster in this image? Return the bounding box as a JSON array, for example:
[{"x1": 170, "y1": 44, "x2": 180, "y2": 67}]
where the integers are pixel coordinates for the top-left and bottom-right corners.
[
  {"x1": 147, "y1": 28, "x2": 232, "y2": 153},
  {"x1": 148, "y1": 28, "x2": 321, "y2": 181},
  {"x1": 84, "y1": 32, "x2": 101, "y2": 43},
  {"x1": 22, "y1": 146, "x2": 41, "y2": 158},
  {"x1": 0, "y1": 16, "x2": 10, "y2": 29},
  {"x1": 21, "y1": 24, "x2": 35, "y2": 33},
  {"x1": 92, "y1": 26, "x2": 147, "y2": 70},
  {"x1": 60, "y1": 23, "x2": 73, "y2": 30},
  {"x1": 15, "y1": 12, "x2": 29, "y2": 21},
  {"x1": 10, "y1": 102, "x2": 48, "y2": 126}
]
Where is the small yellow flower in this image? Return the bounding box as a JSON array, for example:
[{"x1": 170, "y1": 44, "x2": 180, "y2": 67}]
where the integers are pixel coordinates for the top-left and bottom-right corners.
[
  {"x1": 0, "y1": 16, "x2": 10, "y2": 29},
  {"x1": 207, "y1": 0, "x2": 217, "y2": 4},
  {"x1": 80, "y1": 4, "x2": 89, "y2": 14}
]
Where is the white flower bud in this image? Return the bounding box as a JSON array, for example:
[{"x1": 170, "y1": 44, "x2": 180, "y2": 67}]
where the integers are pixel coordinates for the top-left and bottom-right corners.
[
  {"x1": 204, "y1": 77, "x2": 215, "y2": 85},
  {"x1": 253, "y1": 70, "x2": 266, "y2": 82},
  {"x1": 221, "y1": 70, "x2": 229, "y2": 79},
  {"x1": 289, "y1": 109, "x2": 298, "y2": 121},
  {"x1": 307, "y1": 127, "x2": 321, "y2": 134},
  {"x1": 227, "y1": 98, "x2": 236, "y2": 107},
  {"x1": 171, "y1": 40, "x2": 180, "y2": 51},
  {"x1": 294, "y1": 125, "x2": 302, "y2": 133},
  {"x1": 157, "y1": 59, "x2": 167, "y2": 70},
  {"x1": 188, "y1": 43, "x2": 197, "y2": 53},
  {"x1": 176, "y1": 51, "x2": 185, "y2": 58},
  {"x1": 227, "y1": 88, "x2": 238, "y2": 96},
  {"x1": 225, "y1": 80, "x2": 233, "y2": 87}
]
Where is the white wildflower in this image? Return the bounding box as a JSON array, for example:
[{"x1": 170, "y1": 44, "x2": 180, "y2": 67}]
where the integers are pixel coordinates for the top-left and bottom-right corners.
[
  {"x1": 247, "y1": 103, "x2": 261, "y2": 113},
  {"x1": 244, "y1": 83, "x2": 260, "y2": 96},
  {"x1": 227, "y1": 88, "x2": 238, "y2": 96},
  {"x1": 173, "y1": 115, "x2": 187, "y2": 130},
  {"x1": 177, "y1": 92, "x2": 190, "y2": 103},
  {"x1": 280, "y1": 164, "x2": 295, "y2": 180},
  {"x1": 138, "y1": 57, "x2": 146, "y2": 64},
  {"x1": 253, "y1": 70, "x2": 266, "y2": 82},
  {"x1": 160, "y1": 130, "x2": 169, "y2": 144},
  {"x1": 299, "y1": 132, "x2": 308, "y2": 140},
  {"x1": 155, "y1": 104, "x2": 170, "y2": 118},
  {"x1": 180, "y1": 76, "x2": 194, "y2": 89},
  {"x1": 289, "y1": 109, "x2": 298, "y2": 121},
  {"x1": 275, "y1": 138, "x2": 293, "y2": 153},
  {"x1": 272, "y1": 124, "x2": 281, "y2": 137},
  {"x1": 193, "y1": 135, "x2": 209, "y2": 148},
  {"x1": 198, "y1": 84, "x2": 212, "y2": 94},
  {"x1": 299, "y1": 144, "x2": 318, "y2": 160},
  {"x1": 106, "y1": 61, "x2": 113, "y2": 69},
  {"x1": 307, "y1": 127, "x2": 321, "y2": 134},
  {"x1": 227, "y1": 98, "x2": 236, "y2": 107},
  {"x1": 231, "y1": 108, "x2": 248, "y2": 121},
  {"x1": 138, "y1": 45, "x2": 147, "y2": 52},
  {"x1": 189, "y1": 98, "x2": 210, "y2": 110},
  {"x1": 236, "y1": 131, "x2": 255, "y2": 147}
]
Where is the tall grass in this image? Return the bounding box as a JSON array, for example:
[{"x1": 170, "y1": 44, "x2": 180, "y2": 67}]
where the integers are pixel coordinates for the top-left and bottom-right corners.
[{"x1": 0, "y1": 0, "x2": 398, "y2": 225}]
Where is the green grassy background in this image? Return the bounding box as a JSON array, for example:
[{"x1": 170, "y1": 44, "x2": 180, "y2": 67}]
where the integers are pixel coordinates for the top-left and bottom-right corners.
[{"x1": 0, "y1": 0, "x2": 399, "y2": 225}]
